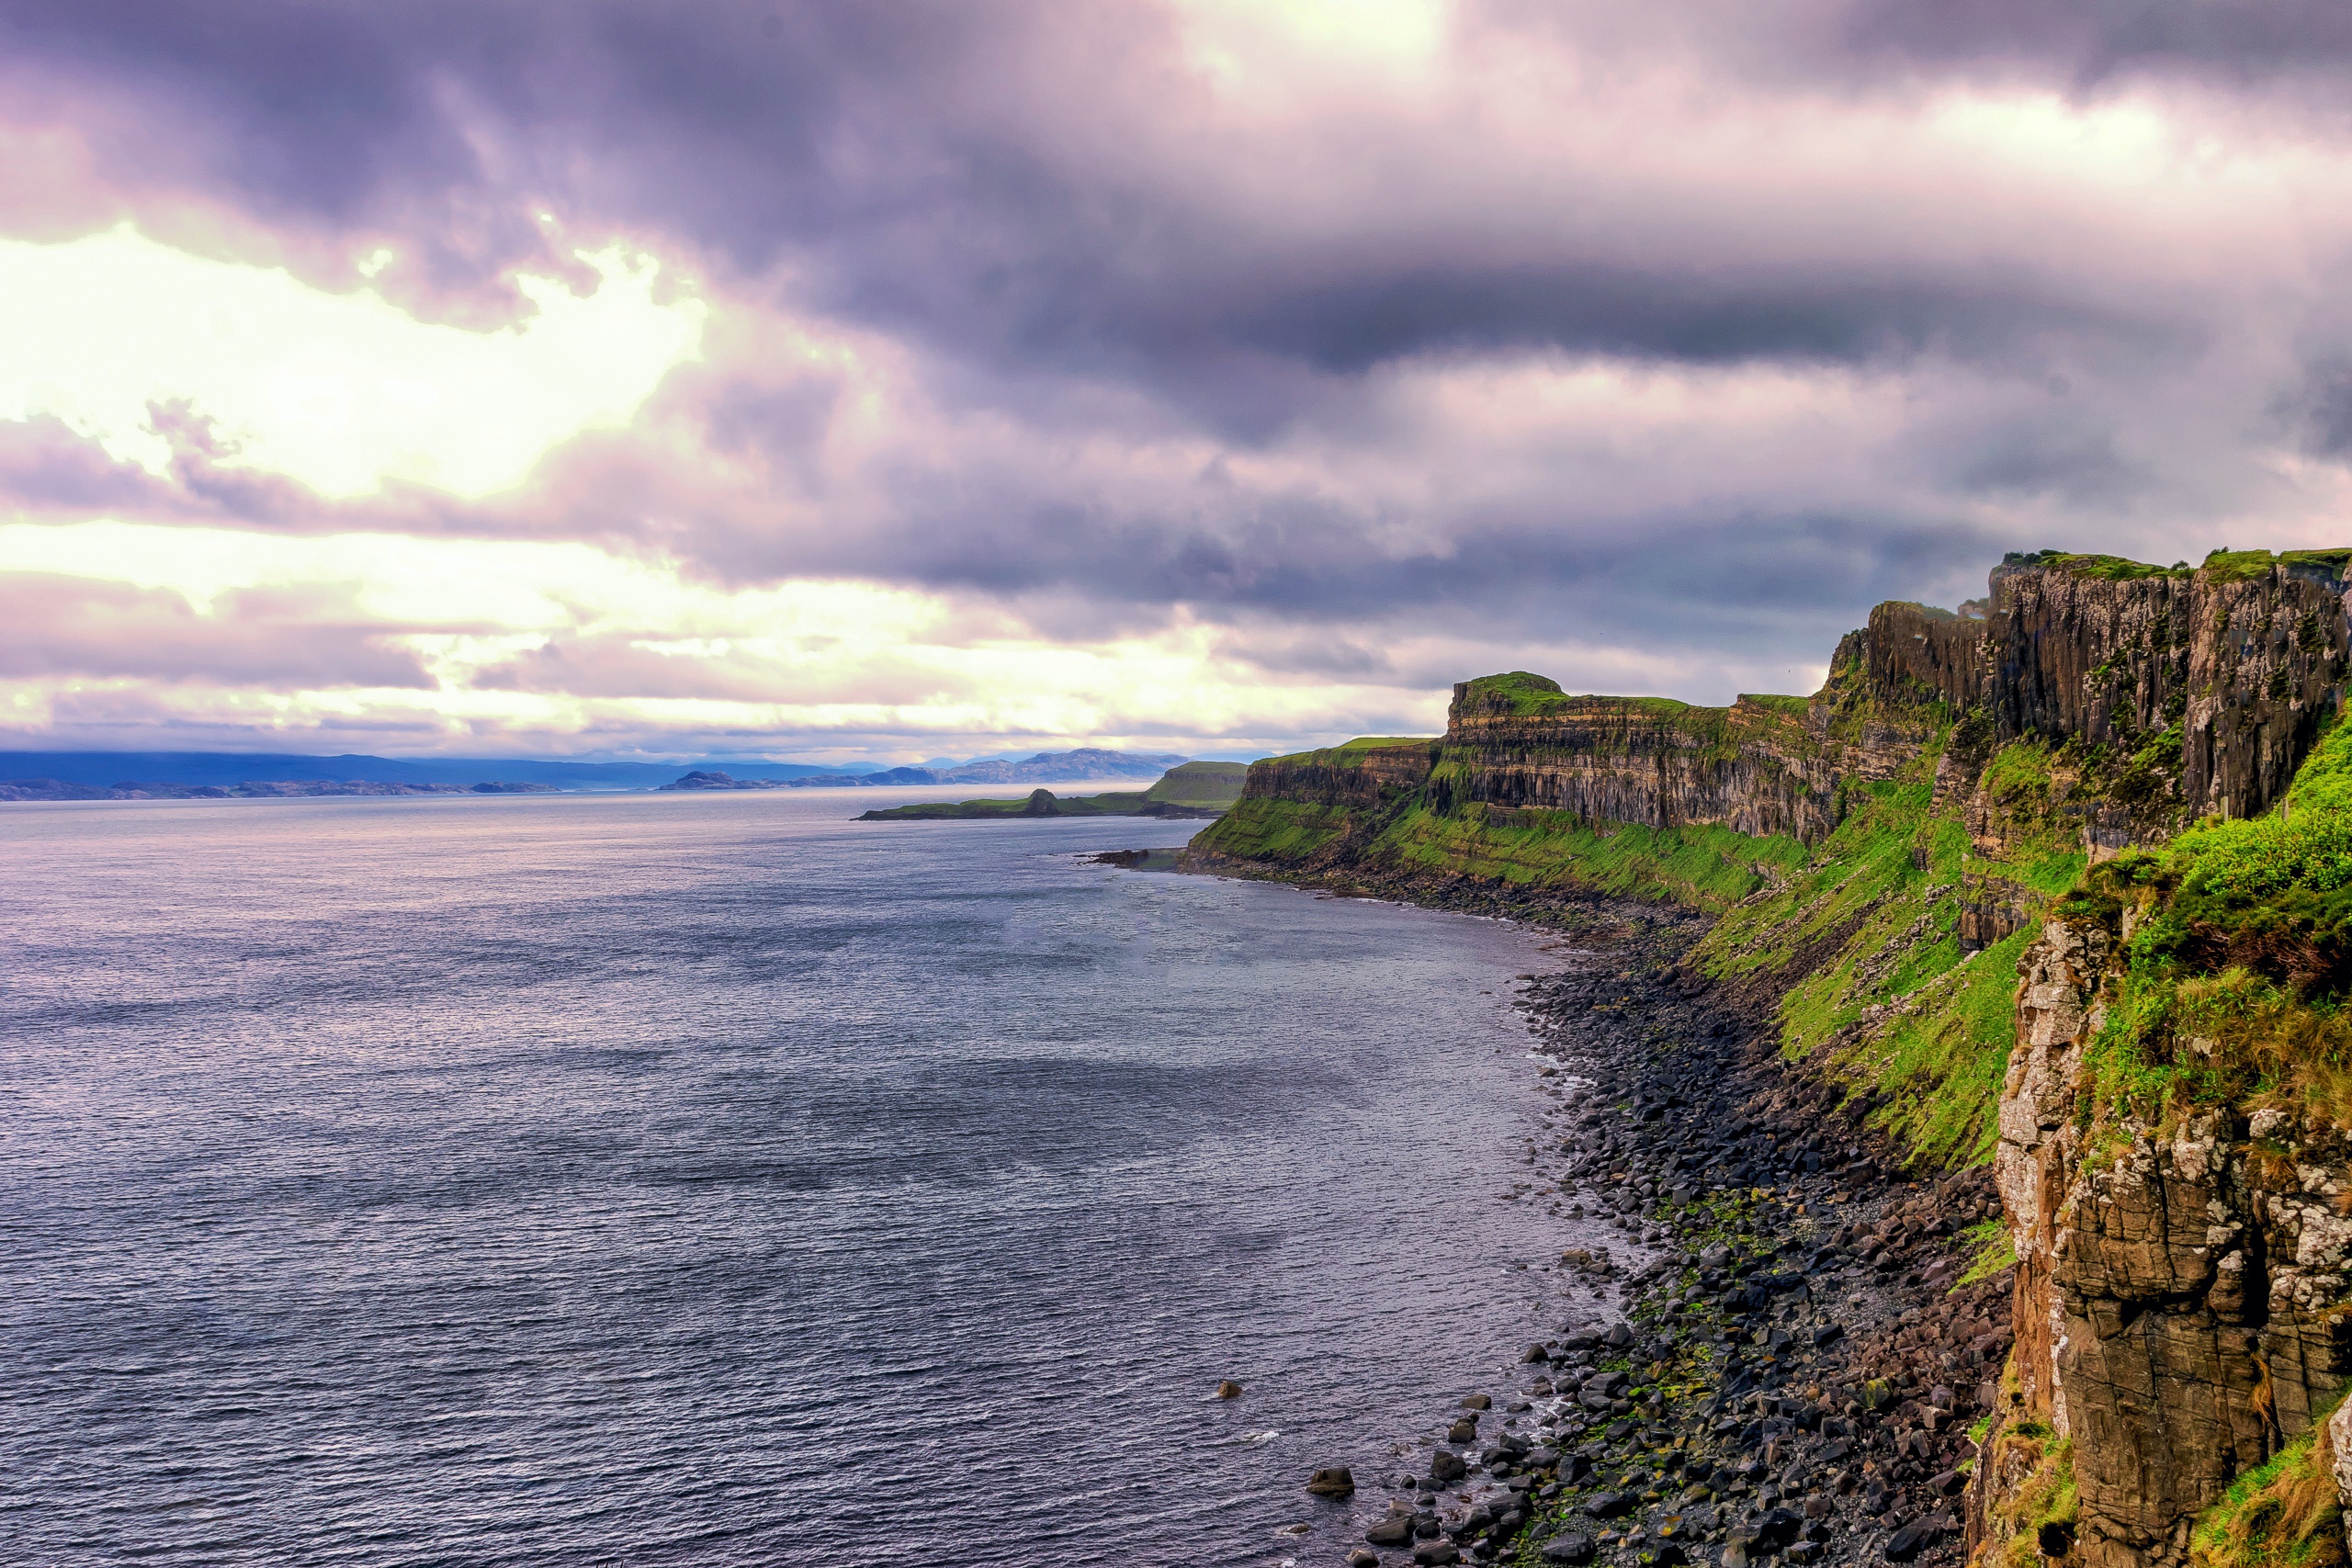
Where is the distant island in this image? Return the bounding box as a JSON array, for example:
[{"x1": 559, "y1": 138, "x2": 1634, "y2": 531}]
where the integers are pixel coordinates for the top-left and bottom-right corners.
[
  {"x1": 855, "y1": 761, "x2": 1246, "y2": 820},
  {"x1": 0, "y1": 746, "x2": 1216, "y2": 804},
  {"x1": 661, "y1": 747, "x2": 1193, "y2": 792}
]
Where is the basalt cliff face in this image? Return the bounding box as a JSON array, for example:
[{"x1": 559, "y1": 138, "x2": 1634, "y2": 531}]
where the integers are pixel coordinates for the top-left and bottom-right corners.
[
  {"x1": 1237, "y1": 737, "x2": 1434, "y2": 813},
  {"x1": 1431, "y1": 689, "x2": 1886, "y2": 844},
  {"x1": 1193, "y1": 547, "x2": 2352, "y2": 1568},
  {"x1": 1205, "y1": 553, "x2": 2351, "y2": 895},
  {"x1": 1871, "y1": 555, "x2": 2351, "y2": 828},
  {"x1": 1971, "y1": 913, "x2": 2352, "y2": 1568}
]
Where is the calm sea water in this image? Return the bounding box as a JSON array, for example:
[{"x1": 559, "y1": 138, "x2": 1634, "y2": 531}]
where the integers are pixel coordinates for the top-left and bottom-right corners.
[{"x1": 1, "y1": 788, "x2": 1590, "y2": 1566}]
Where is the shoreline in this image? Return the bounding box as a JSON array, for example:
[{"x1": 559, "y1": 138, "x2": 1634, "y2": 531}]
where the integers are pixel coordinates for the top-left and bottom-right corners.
[{"x1": 1176, "y1": 855, "x2": 2013, "y2": 1568}]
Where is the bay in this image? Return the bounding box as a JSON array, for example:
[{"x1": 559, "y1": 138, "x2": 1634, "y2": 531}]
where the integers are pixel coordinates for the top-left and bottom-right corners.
[{"x1": 0, "y1": 788, "x2": 1583, "y2": 1565}]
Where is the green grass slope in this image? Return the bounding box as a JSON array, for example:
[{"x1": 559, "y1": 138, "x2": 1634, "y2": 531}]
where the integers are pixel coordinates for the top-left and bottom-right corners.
[
  {"x1": 856, "y1": 787, "x2": 1152, "y2": 819},
  {"x1": 1143, "y1": 760, "x2": 1249, "y2": 809},
  {"x1": 1196, "y1": 677, "x2": 2113, "y2": 1170}
]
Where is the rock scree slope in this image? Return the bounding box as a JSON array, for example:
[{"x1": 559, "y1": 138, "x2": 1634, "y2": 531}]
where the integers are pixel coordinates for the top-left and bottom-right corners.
[{"x1": 1185, "y1": 549, "x2": 2352, "y2": 1568}]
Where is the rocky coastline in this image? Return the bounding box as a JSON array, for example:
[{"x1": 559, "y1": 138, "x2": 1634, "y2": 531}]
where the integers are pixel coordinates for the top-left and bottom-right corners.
[
  {"x1": 1188, "y1": 865, "x2": 2012, "y2": 1568},
  {"x1": 1180, "y1": 550, "x2": 2352, "y2": 1568}
]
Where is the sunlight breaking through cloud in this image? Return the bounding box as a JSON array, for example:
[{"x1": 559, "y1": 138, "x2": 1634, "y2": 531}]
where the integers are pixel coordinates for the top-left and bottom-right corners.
[{"x1": 0, "y1": 228, "x2": 705, "y2": 499}]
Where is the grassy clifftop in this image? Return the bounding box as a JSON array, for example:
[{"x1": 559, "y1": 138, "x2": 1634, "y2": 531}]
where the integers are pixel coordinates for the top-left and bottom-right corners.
[
  {"x1": 1196, "y1": 547, "x2": 2352, "y2": 1172},
  {"x1": 1144, "y1": 760, "x2": 1249, "y2": 809},
  {"x1": 1196, "y1": 716, "x2": 2088, "y2": 1168}
]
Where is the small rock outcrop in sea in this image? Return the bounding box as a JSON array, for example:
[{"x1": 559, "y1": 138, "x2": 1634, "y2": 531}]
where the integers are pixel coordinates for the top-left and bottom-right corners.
[{"x1": 1308, "y1": 1467, "x2": 1357, "y2": 1496}]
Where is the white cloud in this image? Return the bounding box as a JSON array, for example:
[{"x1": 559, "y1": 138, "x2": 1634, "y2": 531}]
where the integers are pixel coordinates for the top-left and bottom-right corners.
[
  {"x1": 0, "y1": 520, "x2": 1462, "y2": 759},
  {"x1": 0, "y1": 226, "x2": 705, "y2": 499}
]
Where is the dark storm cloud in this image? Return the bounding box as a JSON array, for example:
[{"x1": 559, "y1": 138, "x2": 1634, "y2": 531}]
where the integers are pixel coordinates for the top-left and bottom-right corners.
[
  {"x1": 5, "y1": 0, "x2": 2351, "y2": 730},
  {"x1": 0, "y1": 0, "x2": 2222, "y2": 390},
  {"x1": 1469, "y1": 0, "x2": 2352, "y2": 92},
  {"x1": 787, "y1": 487, "x2": 2006, "y2": 661},
  {"x1": 1219, "y1": 265, "x2": 2174, "y2": 377},
  {"x1": 1829, "y1": 1, "x2": 2352, "y2": 85}
]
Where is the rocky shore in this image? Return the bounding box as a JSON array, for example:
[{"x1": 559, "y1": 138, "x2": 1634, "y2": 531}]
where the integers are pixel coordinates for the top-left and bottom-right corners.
[{"x1": 1211, "y1": 874, "x2": 2017, "y2": 1568}]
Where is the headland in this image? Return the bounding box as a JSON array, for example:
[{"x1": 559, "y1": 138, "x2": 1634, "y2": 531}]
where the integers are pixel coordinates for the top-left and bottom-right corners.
[{"x1": 1181, "y1": 548, "x2": 2352, "y2": 1568}]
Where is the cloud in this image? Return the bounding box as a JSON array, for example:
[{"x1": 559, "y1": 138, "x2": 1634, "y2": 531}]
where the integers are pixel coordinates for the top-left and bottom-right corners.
[
  {"x1": 6, "y1": 3, "x2": 2352, "y2": 754},
  {"x1": 0, "y1": 225, "x2": 703, "y2": 498},
  {"x1": 0, "y1": 571, "x2": 433, "y2": 687}
]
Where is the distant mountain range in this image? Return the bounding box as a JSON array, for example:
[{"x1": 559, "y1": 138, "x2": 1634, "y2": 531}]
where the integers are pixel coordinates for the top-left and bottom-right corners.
[
  {"x1": 0, "y1": 779, "x2": 561, "y2": 802},
  {"x1": 0, "y1": 747, "x2": 1198, "y2": 800},
  {"x1": 661, "y1": 749, "x2": 1193, "y2": 791}
]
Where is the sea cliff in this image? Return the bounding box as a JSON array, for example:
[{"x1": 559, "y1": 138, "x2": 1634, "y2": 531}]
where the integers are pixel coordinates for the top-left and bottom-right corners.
[{"x1": 1189, "y1": 548, "x2": 2352, "y2": 1568}]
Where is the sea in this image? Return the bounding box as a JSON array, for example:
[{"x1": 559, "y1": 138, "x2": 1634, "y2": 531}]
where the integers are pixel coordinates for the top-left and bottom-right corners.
[{"x1": 0, "y1": 787, "x2": 1607, "y2": 1566}]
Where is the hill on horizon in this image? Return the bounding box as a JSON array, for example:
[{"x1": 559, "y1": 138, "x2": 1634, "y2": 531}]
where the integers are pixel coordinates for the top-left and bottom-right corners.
[{"x1": 0, "y1": 747, "x2": 1208, "y2": 795}]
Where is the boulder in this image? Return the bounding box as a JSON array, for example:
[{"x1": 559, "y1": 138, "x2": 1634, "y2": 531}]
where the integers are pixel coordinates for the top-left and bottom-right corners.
[
  {"x1": 1542, "y1": 1533, "x2": 1597, "y2": 1563},
  {"x1": 1216, "y1": 1380, "x2": 1244, "y2": 1399},
  {"x1": 1306, "y1": 1467, "x2": 1355, "y2": 1497},
  {"x1": 1754, "y1": 1508, "x2": 1804, "y2": 1549},
  {"x1": 1883, "y1": 1519, "x2": 1944, "y2": 1562}
]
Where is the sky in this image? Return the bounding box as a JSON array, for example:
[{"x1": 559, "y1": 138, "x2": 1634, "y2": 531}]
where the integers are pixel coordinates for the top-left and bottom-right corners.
[{"x1": 6, "y1": 2, "x2": 2352, "y2": 762}]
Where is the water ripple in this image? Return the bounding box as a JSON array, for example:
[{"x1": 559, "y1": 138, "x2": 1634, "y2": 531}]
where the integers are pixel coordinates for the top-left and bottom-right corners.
[{"x1": 1, "y1": 791, "x2": 1599, "y2": 1566}]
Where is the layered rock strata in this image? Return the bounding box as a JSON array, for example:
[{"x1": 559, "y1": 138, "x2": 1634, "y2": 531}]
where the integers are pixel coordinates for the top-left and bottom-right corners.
[
  {"x1": 1973, "y1": 917, "x2": 2352, "y2": 1568},
  {"x1": 1434, "y1": 691, "x2": 1871, "y2": 844},
  {"x1": 1869, "y1": 557, "x2": 2351, "y2": 823},
  {"x1": 1236, "y1": 739, "x2": 1433, "y2": 812}
]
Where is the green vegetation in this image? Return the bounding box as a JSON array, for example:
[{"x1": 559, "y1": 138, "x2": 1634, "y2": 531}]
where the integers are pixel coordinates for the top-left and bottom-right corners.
[
  {"x1": 1978, "y1": 1427, "x2": 2077, "y2": 1568},
  {"x1": 1681, "y1": 726, "x2": 2088, "y2": 1166},
  {"x1": 1458, "y1": 671, "x2": 1572, "y2": 715},
  {"x1": 1204, "y1": 547, "x2": 2352, "y2": 1169},
  {"x1": 2189, "y1": 1425, "x2": 2346, "y2": 1568},
  {"x1": 2194, "y1": 547, "x2": 2352, "y2": 587},
  {"x1": 1186, "y1": 795, "x2": 1355, "y2": 860},
  {"x1": 1376, "y1": 806, "x2": 1811, "y2": 910},
  {"x1": 1143, "y1": 760, "x2": 1249, "y2": 809},
  {"x1": 1198, "y1": 676, "x2": 2109, "y2": 1168},
  {"x1": 2206, "y1": 548, "x2": 2299, "y2": 584},
  {"x1": 857, "y1": 786, "x2": 1147, "y2": 819},
  {"x1": 1959, "y1": 1217, "x2": 2018, "y2": 1287},
  {"x1": 863, "y1": 761, "x2": 1245, "y2": 820},
  {"x1": 2039, "y1": 718, "x2": 2352, "y2": 1131},
  {"x1": 2051, "y1": 552, "x2": 2192, "y2": 582}
]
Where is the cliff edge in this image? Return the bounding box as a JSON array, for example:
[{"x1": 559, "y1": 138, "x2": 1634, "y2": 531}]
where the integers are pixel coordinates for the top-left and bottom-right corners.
[{"x1": 1190, "y1": 547, "x2": 2352, "y2": 1568}]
